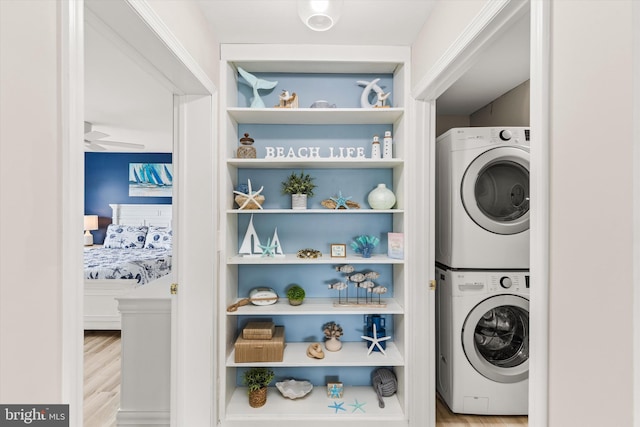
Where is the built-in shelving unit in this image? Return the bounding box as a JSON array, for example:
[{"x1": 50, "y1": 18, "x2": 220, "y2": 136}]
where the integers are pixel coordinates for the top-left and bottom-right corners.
[{"x1": 218, "y1": 44, "x2": 417, "y2": 427}]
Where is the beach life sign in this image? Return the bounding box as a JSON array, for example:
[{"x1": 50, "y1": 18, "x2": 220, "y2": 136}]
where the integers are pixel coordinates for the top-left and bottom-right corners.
[
  {"x1": 264, "y1": 145, "x2": 366, "y2": 159},
  {"x1": 129, "y1": 163, "x2": 173, "y2": 197}
]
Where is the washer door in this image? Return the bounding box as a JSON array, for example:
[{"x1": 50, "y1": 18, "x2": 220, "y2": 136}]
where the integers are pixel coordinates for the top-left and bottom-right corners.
[
  {"x1": 462, "y1": 295, "x2": 529, "y2": 383},
  {"x1": 462, "y1": 146, "x2": 530, "y2": 235}
]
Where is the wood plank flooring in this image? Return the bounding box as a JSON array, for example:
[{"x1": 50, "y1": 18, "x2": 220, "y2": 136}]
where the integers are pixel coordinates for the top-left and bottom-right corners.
[
  {"x1": 84, "y1": 330, "x2": 121, "y2": 427},
  {"x1": 84, "y1": 331, "x2": 527, "y2": 426}
]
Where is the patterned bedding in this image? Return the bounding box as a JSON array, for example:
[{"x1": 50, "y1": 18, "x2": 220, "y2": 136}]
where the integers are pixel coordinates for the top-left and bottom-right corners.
[{"x1": 84, "y1": 247, "x2": 172, "y2": 284}]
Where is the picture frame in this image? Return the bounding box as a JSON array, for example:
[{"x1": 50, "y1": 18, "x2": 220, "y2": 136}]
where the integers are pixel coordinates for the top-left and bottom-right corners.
[{"x1": 330, "y1": 243, "x2": 346, "y2": 258}]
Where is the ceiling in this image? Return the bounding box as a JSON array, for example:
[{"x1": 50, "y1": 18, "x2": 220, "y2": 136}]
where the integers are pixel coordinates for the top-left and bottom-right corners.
[{"x1": 84, "y1": 0, "x2": 530, "y2": 153}]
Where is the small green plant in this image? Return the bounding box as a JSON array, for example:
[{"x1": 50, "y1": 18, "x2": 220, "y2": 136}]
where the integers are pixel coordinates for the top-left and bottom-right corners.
[
  {"x1": 281, "y1": 171, "x2": 316, "y2": 197},
  {"x1": 242, "y1": 367, "x2": 275, "y2": 392},
  {"x1": 286, "y1": 284, "x2": 306, "y2": 301}
]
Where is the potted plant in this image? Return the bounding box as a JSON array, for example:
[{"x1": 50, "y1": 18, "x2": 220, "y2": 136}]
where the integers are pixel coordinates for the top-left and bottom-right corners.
[
  {"x1": 286, "y1": 284, "x2": 306, "y2": 306},
  {"x1": 242, "y1": 367, "x2": 275, "y2": 408},
  {"x1": 323, "y1": 321, "x2": 343, "y2": 352},
  {"x1": 281, "y1": 171, "x2": 316, "y2": 210}
]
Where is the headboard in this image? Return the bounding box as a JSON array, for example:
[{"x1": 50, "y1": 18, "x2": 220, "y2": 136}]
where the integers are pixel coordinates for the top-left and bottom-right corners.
[{"x1": 109, "y1": 204, "x2": 173, "y2": 228}]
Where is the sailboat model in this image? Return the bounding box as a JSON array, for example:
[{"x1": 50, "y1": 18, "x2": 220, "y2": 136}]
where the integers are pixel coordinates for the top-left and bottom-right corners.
[{"x1": 239, "y1": 215, "x2": 285, "y2": 257}]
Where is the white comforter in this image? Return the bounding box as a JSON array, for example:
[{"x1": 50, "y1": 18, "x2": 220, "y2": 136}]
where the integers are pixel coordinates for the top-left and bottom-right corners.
[{"x1": 84, "y1": 247, "x2": 172, "y2": 284}]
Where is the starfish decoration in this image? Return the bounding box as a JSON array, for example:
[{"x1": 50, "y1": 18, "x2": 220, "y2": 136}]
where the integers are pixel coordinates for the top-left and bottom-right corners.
[
  {"x1": 349, "y1": 399, "x2": 367, "y2": 413},
  {"x1": 232, "y1": 179, "x2": 264, "y2": 210},
  {"x1": 258, "y1": 237, "x2": 278, "y2": 257},
  {"x1": 328, "y1": 384, "x2": 342, "y2": 398},
  {"x1": 328, "y1": 401, "x2": 346, "y2": 414},
  {"x1": 361, "y1": 323, "x2": 391, "y2": 356},
  {"x1": 329, "y1": 191, "x2": 353, "y2": 210}
]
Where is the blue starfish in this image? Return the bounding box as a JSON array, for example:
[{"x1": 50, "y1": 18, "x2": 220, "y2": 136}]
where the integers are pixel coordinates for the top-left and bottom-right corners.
[
  {"x1": 330, "y1": 191, "x2": 352, "y2": 209},
  {"x1": 349, "y1": 399, "x2": 366, "y2": 413},
  {"x1": 328, "y1": 401, "x2": 346, "y2": 414},
  {"x1": 258, "y1": 238, "x2": 278, "y2": 257},
  {"x1": 328, "y1": 384, "x2": 342, "y2": 398}
]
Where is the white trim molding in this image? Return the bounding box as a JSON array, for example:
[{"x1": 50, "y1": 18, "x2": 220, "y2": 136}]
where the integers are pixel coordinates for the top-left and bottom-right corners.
[
  {"x1": 633, "y1": 1, "x2": 640, "y2": 425},
  {"x1": 411, "y1": 0, "x2": 530, "y2": 101}
]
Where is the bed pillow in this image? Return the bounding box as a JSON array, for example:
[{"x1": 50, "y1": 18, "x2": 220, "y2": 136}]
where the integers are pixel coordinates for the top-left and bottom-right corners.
[
  {"x1": 103, "y1": 224, "x2": 148, "y2": 249},
  {"x1": 144, "y1": 226, "x2": 172, "y2": 249}
]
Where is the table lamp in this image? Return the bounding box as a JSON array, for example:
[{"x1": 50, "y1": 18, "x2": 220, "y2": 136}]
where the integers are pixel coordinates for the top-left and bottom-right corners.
[{"x1": 84, "y1": 215, "x2": 99, "y2": 246}]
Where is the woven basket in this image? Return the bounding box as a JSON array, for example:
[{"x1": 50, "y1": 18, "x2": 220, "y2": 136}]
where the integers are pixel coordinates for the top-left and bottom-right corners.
[
  {"x1": 249, "y1": 387, "x2": 267, "y2": 408},
  {"x1": 235, "y1": 194, "x2": 265, "y2": 210}
]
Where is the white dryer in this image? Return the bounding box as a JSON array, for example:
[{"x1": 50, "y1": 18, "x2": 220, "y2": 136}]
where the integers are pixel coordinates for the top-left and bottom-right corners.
[
  {"x1": 436, "y1": 127, "x2": 530, "y2": 269},
  {"x1": 436, "y1": 266, "x2": 529, "y2": 415}
]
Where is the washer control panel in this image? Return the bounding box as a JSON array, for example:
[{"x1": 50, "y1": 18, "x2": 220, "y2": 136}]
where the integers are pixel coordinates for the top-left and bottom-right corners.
[{"x1": 451, "y1": 270, "x2": 530, "y2": 296}]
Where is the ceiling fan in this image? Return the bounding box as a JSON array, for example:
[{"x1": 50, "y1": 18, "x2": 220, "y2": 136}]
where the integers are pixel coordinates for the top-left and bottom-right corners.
[{"x1": 84, "y1": 122, "x2": 145, "y2": 151}]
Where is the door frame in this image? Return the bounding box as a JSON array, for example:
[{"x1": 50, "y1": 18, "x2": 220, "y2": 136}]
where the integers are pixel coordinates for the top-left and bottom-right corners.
[
  {"x1": 411, "y1": 0, "x2": 549, "y2": 425},
  {"x1": 61, "y1": 1, "x2": 217, "y2": 425}
]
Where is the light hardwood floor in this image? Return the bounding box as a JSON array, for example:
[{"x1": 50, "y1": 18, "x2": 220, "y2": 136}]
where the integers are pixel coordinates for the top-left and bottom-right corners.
[
  {"x1": 84, "y1": 330, "x2": 121, "y2": 427},
  {"x1": 84, "y1": 331, "x2": 527, "y2": 426}
]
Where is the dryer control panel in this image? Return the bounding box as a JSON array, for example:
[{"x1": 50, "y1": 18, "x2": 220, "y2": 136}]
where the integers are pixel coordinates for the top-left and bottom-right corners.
[{"x1": 450, "y1": 270, "x2": 530, "y2": 296}]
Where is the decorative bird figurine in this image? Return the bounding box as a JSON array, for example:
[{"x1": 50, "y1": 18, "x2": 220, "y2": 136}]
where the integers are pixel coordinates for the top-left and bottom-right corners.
[{"x1": 238, "y1": 66, "x2": 278, "y2": 108}]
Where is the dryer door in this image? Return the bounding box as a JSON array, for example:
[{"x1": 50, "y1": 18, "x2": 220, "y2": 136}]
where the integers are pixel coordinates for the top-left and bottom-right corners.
[
  {"x1": 462, "y1": 146, "x2": 530, "y2": 235},
  {"x1": 462, "y1": 294, "x2": 529, "y2": 383}
]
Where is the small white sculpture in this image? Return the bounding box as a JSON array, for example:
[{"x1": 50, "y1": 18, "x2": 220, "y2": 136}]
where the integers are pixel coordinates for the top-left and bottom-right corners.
[
  {"x1": 357, "y1": 78, "x2": 391, "y2": 108},
  {"x1": 276, "y1": 90, "x2": 299, "y2": 108}
]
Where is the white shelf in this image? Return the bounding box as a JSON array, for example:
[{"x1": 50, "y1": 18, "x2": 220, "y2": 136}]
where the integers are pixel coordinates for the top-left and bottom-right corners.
[
  {"x1": 226, "y1": 298, "x2": 404, "y2": 316},
  {"x1": 227, "y1": 158, "x2": 404, "y2": 169},
  {"x1": 227, "y1": 208, "x2": 402, "y2": 214},
  {"x1": 227, "y1": 342, "x2": 404, "y2": 367},
  {"x1": 227, "y1": 107, "x2": 404, "y2": 125},
  {"x1": 228, "y1": 254, "x2": 404, "y2": 265},
  {"x1": 225, "y1": 386, "x2": 405, "y2": 423}
]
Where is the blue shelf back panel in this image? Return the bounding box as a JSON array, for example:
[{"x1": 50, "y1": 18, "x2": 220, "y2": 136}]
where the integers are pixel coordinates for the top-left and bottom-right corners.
[
  {"x1": 236, "y1": 212, "x2": 394, "y2": 255},
  {"x1": 237, "y1": 124, "x2": 393, "y2": 160},
  {"x1": 238, "y1": 264, "x2": 394, "y2": 299},
  {"x1": 237, "y1": 73, "x2": 394, "y2": 109},
  {"x1": 237, "y1": 366, "x2": 394, "y2": 389},
  {"x1": 236, "y1": 168, "x2": 394, "y2": 210}
]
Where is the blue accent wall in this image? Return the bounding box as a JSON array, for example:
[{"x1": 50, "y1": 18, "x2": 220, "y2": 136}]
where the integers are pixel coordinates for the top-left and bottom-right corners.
[{"x1": 85, "y1": 152, "x2": 172, "y2": 244}]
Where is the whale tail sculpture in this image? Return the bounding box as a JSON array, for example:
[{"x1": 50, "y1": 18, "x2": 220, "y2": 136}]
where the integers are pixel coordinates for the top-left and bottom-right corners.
[{"x1": 238, "y1": 66, "x2": 278, "y2": 108}]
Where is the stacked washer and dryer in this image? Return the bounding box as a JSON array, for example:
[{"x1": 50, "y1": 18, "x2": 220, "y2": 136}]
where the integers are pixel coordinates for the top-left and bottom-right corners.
[{"x1": 435, "y1": 127, "x2": 530, "y2": 415}]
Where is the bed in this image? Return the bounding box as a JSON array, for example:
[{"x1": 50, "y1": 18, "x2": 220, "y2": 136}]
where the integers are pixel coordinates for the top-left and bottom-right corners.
[{"x1": 84, "y1": 203, "x2": 172, "y2": 330}]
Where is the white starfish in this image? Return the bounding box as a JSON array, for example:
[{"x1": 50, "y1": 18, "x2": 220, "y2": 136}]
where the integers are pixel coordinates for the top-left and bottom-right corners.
[
  {"x1": 361, "y1": 323, "x2": 391, "y2": 356},
  {"x1": 233, "y1": 179, "x2": 264, "y2": 210}
]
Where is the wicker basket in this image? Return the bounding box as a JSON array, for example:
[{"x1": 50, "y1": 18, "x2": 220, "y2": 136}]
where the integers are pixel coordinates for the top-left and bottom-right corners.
[
  {"x1": 249, "y1": 387, "x2": 267, "y2": 408},
  {"x1": 235, "y1": 194, "x2": 265, "y2": 210}
]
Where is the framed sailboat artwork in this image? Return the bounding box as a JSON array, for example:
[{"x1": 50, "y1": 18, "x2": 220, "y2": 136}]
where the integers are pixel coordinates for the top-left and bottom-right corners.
[{"x1": 129, "y1": 163, "x2": 173, "y2": 197}]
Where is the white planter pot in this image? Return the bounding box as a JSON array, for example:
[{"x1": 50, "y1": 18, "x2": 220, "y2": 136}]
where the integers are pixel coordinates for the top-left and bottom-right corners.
[{"x1": 291, "y1": 194, "x2": 307, "y2": 210}]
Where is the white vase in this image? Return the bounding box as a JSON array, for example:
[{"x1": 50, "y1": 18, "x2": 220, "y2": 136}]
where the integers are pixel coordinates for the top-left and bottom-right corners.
[
  {"x1": 291, "y1": 194, "x2": 307, "y2": 210},
  {"x1": 367, "y1": 183, "x2": 396, "y2": 210},
  {"x1": 325, "y1": 337, "x2": 342, "y2": 352}
]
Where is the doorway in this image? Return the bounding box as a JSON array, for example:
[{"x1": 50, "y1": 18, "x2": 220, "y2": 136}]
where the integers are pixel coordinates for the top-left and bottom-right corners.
[{"x1": 63, "y1": 1, "x2": 217, "y2": 425}]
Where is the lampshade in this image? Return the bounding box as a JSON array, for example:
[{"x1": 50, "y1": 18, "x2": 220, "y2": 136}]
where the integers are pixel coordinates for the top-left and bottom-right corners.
[
  {"x1": 84, "y1": 215, "x2": 99, "y2": 231},
  {"x1": 298, "y1": 0, "x2": 343, "y2": 32}
]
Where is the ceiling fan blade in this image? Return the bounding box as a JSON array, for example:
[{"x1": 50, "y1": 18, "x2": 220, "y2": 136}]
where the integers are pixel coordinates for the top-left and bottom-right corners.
[
  {"x1": 84, "y1": 130, "x2": 109, "y2": 142},
  {"x1": 85, "y1": 141, "x2": 107, "y2": 151},
  {"x1": 94, "y1": 140, "x2": 145, "y2": 149}
]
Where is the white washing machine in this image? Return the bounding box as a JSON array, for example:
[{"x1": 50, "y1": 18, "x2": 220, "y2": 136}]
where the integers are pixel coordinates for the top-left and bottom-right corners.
[
  {"x1": 436, "y1": 127, "x2": 530, "y2": 270},
  {"x1": 436, "y1": 266, "x2": 529, "y2": 415}
]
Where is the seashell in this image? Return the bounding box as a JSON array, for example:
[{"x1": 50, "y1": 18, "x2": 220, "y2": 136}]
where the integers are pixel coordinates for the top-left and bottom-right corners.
[
  {"x1": 335, "y1": 265, "x2": 355, "y2": 273},
  {"x1": 276, "y1": 379, "x2": 313, "y2": 399},
  {"x1": 306, "y1": 343, "x2": 325, "y2": 359},
  {"x1": 347, "y1": 273, "x2": 366, "y2": 282}
]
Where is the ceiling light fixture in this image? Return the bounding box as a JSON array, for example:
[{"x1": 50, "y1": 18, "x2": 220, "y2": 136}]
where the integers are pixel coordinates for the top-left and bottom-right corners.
[{"x1": 298, "y1": 0, "x2": 343, "y2": 32}]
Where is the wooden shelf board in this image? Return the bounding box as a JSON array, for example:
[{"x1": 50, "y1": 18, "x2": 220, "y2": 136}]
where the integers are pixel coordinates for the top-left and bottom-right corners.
[
  {"x1": 227, "y1": 107, "x2": 404, "y2": 125},
  {"x1": 225, "y1": 297, "x2": 404, "y2": 316},
  {"x1": 224, "y1": 385, "x2": 405, "y2": 421},
  {"x1": 227, "y1": 254, "x2": 404, "y2": 265},
  {"x1": 227, "y1": 342, "x2": 403, "y2": 367}
]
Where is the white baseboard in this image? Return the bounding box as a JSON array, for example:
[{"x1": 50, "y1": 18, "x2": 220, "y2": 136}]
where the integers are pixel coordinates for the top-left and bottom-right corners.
[{"x1": 117, "y1": 410, "x2": 170, "y2": 426}]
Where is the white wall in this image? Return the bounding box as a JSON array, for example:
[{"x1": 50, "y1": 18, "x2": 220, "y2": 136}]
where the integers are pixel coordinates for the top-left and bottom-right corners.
[
  {"x1": 547, "y1": 2, "x2": 633, "y2": 425},
  {"x1": 0, "y1": 0, "x2": 63, "y2": 402},
  {"x1": 411, "y1": 0, "x2": 488, "y2": 89}
]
